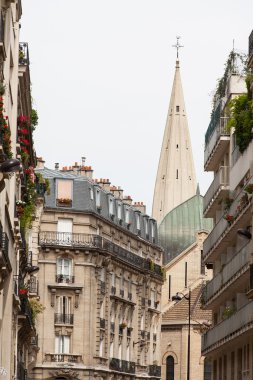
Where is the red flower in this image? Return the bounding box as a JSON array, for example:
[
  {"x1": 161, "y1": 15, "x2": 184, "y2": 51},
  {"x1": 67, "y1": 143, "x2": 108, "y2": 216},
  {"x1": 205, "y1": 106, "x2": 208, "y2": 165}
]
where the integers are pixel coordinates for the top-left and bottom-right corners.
[
  {"x1": 19, "y1": 288, "x2": 28, "y2": 295},
  {"x1": 5, "y1": 116, "x2": 8, "y2": 120}
]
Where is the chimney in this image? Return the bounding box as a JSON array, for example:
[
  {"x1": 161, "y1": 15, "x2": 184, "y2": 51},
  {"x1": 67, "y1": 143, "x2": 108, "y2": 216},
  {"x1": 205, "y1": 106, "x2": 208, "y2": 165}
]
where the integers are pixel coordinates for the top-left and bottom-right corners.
[
  {"x1": 36, "y1": 157, "x2": 45, "y2": 169},
  {"x1": 84, "y1": 166, "x2": 93, "y2": 179},
  {"x1": 72, "y1": 162, "x2": 79, "y2": 175},
  {"x1": 97, "y1": 178, "x2": 111, "y2": 192},
  {"x1": 133, "y1": 201, "x2": 146, "y2": 214},
  {"x1": 55, "y1": 163, "x2": 59, "y2": 171},
  {"x1": 110, "y1": 186, "x2": 124, "y2": 200},
  {"x1": 123, "y1": 195, "x2": 132, "y2": 205}
]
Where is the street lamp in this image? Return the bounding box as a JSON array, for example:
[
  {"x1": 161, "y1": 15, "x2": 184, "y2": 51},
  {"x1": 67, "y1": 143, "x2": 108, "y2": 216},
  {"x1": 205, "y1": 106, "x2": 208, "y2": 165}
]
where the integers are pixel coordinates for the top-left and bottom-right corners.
[{"x1": 172, "y1": 290, "x2": 191, "y2": 380}]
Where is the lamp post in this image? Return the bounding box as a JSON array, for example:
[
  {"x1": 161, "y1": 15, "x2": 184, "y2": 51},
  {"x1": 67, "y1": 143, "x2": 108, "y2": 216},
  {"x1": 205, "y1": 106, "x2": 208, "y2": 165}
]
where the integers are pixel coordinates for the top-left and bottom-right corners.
[{"x1": 172, "y1": 290, "x2": 191, "y2": 380}]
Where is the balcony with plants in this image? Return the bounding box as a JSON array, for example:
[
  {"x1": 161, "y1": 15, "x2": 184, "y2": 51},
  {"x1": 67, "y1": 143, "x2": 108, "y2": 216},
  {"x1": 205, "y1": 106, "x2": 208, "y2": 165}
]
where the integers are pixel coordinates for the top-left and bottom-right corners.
[
  {"x1": 203, "y1": 175, "x2": 253, "y2": 263},
  {"x1": 202, "y1": 301, "x2": 253, "y2": 355},
  {"x1": 109, "y1": 358, "x2": 136, "y2": 374},
  {"x1": 203, "y1": 165, "x2": 230, "y2": 217},
  {"x1": 204, "y1": 50, "x2": 248, "y2": 171},
  {"x1": 202, "y1": 242, "x2": 250, "y2": 307}
]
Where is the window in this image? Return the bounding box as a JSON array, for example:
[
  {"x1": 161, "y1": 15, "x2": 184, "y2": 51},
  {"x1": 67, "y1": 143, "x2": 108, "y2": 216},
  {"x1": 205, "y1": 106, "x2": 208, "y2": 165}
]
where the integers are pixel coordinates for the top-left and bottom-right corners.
[
  {"x1": 151, "y1": 221, "x2": 155, "y2": 239},
  {"x1": 89, "y1": 187, "x2": 94, "y2": 200},
  {"x1": 56, "y1": 296, "x2": 72, "y2": 323},
  {"x1": 109, "y1": 198, "x2": 114, "y2": 216},
  {"x1": 57, "y1": 219, "x2": 73, "y2": 245},
  {"x1": 110, "y1": 341, "x2": 114, "y2": 358},
  {"x1": 55, "y1": 335, "x2": 70, "y2": 354},
  {"x1": 56, "y1": 180, "x2": 73, "y2": 207},
  {"x1": 204, "y1": 358, "x2": 212, "y2": 380},
  {"x1": 56, "y1": 258, "x2": 72, "y2": 282},
  {"x1": 125, "y1": 207, "x2": 129, "y2": 223},
  {"x1": 99, "y1": 336, "x2": 104, "y2": 357},
  {"x1": 176, "y1": 105, "x2": 180, "y2": 112},
  {"x1": 96, "y1": 189, "x2": 101, "y2": 207},
  {"x1": 136, "y1": 213, "x2": 140, "y2": 230},
  {"x1": 117, "y1": 203, "x2": 122, "y2": 220},
  {"x1": 166, "y1": 356, "x2": 174, "y2": 380}
]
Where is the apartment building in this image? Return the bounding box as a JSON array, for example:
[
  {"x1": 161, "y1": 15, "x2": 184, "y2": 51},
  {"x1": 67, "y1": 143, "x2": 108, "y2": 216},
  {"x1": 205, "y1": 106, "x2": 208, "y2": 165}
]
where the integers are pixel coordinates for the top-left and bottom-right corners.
[
  {"x1": 201, "y1": 35, "x2": 253, "y2": 380},
  {"x1": 0, "y1": 1, "x2": 40, "y2": 380},
  {"x1": 31, "y1": 161, "x2": 164, "y2": 380}
]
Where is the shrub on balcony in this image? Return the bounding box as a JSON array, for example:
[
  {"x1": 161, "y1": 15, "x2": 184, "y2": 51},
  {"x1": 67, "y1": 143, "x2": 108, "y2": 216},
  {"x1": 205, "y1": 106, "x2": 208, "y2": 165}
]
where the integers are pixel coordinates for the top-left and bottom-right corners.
[
  {"x1": 227, "y1": 73, "x2": 253, "y2": 153},
  {"x1": 29, "y1": 298, "x2": 45, "y2": 323},
  {"x1": 222, "y1": 306, "x2": 235, "y2": 320}
]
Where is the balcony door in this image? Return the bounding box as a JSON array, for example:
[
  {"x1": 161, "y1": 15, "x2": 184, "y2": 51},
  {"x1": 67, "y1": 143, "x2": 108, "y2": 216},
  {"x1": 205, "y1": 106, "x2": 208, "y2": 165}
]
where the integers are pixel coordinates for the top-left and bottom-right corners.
[
  {"x1": 57, "y1": 219, "x2": 72, "y2": 245},
  {"x1": 55, "y1": 335, "x2": 70, "y2": 354},
  {"x1": 56, "y1": 258, "x2": 72, "y2": 283},
  {"x1": 56, "y1": 295, "x2": 72, "y2": 323}
]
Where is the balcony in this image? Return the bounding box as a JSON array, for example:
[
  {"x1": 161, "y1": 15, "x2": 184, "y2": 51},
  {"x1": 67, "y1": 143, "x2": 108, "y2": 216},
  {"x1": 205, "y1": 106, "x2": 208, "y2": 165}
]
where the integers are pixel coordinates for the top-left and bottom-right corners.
[
  {"x1": 19, "y1": 297, "x2": 34, "y2": 329},
  {"x1": 55, "y1": 274, "x2": 74, "y2": 284},
  {"x1": 203, "y1": 166, "x2": 229, "y2": 217},
  {"x1": 54, "y1": 313, "x2": 73, "y2": 325},
  {"x1": 149, "y1": 365, "x2": 161, "y2": 377},
  {"x1": 56, "y1": 198, "x2": 72, "y2": 208},
  {"x1": 0, "y1": 231, "x2": 11, "y2": 280},
  {"x1": 203, "y1": 177, "x2": 253, "y2": 262},
  {"x1": 39, "y1": 233, "x2": 163, "y2": 280},
  {"x1": 19, "y1": 42, "x2": 29, "y2": 66},
  {"x1": 109, "y1": 358, "x2": 136, "y2": 374},
  {"x1": 202, "y1": 302, "x2": 253, "y2": 354},
  {"x1": 204, "y1": 112, "x2": 230, "y2": 171},
  {"x1": 45, "y1": 353, "x2": 82, "y2": 363},
  {"x1": 202, "y1": 243, "x2": 250, "y2": 306}
]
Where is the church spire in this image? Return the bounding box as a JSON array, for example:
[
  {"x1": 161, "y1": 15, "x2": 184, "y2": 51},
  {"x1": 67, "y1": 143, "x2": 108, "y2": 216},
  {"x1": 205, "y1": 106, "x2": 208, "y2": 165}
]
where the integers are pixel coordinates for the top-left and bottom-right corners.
[{"x1": 152, "y1": 42, "x2": 197, "y2": 224}]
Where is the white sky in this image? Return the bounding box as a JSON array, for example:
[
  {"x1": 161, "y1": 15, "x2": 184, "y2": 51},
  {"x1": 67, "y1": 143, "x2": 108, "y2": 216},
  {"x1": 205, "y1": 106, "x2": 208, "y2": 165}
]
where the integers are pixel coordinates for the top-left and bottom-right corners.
[{"x1": 20, "y1": 1, "x2": 253, "y2": 215}]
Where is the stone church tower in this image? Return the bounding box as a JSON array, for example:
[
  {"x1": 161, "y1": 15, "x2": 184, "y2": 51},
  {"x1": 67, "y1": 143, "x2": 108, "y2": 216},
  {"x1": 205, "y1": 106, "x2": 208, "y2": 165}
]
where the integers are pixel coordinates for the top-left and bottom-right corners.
[{"x1": 152, "y1": 58, "x2": 197, "y2": 225}]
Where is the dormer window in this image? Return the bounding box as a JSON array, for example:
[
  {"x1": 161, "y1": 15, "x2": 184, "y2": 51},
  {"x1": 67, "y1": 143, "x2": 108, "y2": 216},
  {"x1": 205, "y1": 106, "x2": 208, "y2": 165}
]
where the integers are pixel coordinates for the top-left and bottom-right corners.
[
  {"x1": 90, "y1": 187, "x2": 94, "y2": 200},
  {"x1": 96, "y1": 189, "x2": 101, "y2": 208},
  {"x1": 117, "y1": 203, "x2": 122, "y2": 220},
  {"x1": 109, "y1": 198, "x2": 114, "y2": 216},
  {"x1": 56, "y1": 180, "x2": 73, "y2": 207},
  {"x1": 125, "y1": 207, "x2": 129, "y2": 224},
  {"x1": 136, "y1": 213, "x2": 140, "y2": 230}
]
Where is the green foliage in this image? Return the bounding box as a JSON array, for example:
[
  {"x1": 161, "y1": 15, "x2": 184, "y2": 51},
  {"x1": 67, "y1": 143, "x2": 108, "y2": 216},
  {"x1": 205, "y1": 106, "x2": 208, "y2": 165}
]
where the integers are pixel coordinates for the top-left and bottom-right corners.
[
  {"x1": 227, "y1": 92, "x2": 253, "y2": 153},
  {"x1": 30, "y1": 109, "x2": 38, "y2": 131},
  {"x1": 0, "y1": 82, "x2": 5, "y2": 96},
  {"x1": 36, "y1": 172, "x2": 50, "y2": 195},
  {"x1": 20, "y1": 203, "x2": 35, "y2": 229},
  {"x1": 29, "y1": 298, "x2": 45, "y2": 322}
]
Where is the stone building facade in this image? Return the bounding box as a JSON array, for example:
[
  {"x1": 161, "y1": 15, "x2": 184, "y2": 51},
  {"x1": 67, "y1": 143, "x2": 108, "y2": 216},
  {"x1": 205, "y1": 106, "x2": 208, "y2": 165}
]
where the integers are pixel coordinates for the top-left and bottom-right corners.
[
  {"x1": 201, "y1": 34, "x2": 253, "y2": 380},
  {"x1": 0, "y1": 1, "x2": 39, "y2": 380},
  {"x1": 31, "y1": 162, "x2": 164, "y2": 380}
]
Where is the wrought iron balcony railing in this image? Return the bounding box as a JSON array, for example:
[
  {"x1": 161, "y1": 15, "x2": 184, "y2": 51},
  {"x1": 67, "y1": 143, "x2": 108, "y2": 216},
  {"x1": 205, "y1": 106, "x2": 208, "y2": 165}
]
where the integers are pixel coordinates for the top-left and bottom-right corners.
[
  {"x1": 203, "y1": 166, "x2": 229, "y2": 214},
  {"x1": 149, "y1": 365, "x2": 161, "y2": 377},
  {"x1": 39, "y1": 232, "x2": 163, "y2": 279},
  {"x1": 20, "y1": 297, "x2": 34, "y2": 329},
  {"x1": 109, "y1": 358, "x2": 136, "y2": 374},
  {"x1": 54, "y1": 313, "x2": 73, "y2": 324},
  {"x1": 55, "y1": 274, "x2": 75, "y2": 284}
]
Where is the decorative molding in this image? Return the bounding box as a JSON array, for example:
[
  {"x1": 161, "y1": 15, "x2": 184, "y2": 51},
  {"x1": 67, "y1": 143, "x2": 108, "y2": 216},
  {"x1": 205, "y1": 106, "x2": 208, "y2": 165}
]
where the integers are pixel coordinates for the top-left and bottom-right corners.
[{"x1": 49, "y1": 368, "x2": 80, "y2": 379}]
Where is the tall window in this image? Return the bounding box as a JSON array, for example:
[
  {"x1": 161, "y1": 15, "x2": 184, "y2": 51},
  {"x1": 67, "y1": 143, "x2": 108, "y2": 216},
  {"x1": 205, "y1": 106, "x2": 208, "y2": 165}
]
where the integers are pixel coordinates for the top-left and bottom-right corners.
[
  {"x1": 55, "y1": 296, "x2": 72, "y2": 323},
  {"x1": 125, "y1": 207, "x2": 129, "y2": 224},
  {"x1": 204, "y1": 358, "x2": 212, "y2": 380},
  {"x1": 117, "y1": 203, "x2": 122, "y2": 220},
  {"x1": 136, "y1": 212, "x2": 140, "y2": 231},
  {"x1": 96, "y1": 189, "x2": 101, "y2": 207},
  {"x1": 57, "y1": 219, "x2": 73, "y2": 244},
  {"x1": 166, "y1": 356, "x2": 174, "y2": 380},
  {"x1": 57, "y1": 258, "x2": 72, "y2": 282},
  {"x1": 55, "y1": 335, "x2": 70, "y2": 354},
  {"x1": 109, "y1": 198, "x2": 114, "y2": 216}
]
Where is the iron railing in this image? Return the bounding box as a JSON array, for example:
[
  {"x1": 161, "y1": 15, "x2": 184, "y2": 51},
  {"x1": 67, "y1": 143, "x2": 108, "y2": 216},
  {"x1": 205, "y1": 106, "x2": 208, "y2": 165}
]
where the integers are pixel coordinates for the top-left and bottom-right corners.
[
  {"x1": 54, "y1": 313, "x2": 73, "y2": 324},
  {"x1": 149, "y1": 365, "x2": 161, "y2": 377},
  {"x1": 19, "y1": 42, "x2": 29, "y2": 65},
  {"x1": 55, "y1": 274, "x2": 74, "y2": 284},
  {"x1": 109, "y1": 358, "x2": 135, "y2": 374},
  {"x1": 39, "y1": 233, "x2": 163, "y2": 279},
  {"x1": 20, "y1": 297, "x2": 34, "y2": 328},
  {"x1": 204, "y1": 116, "x2": 230, "y2": 166},
  {"x1": 29, "y1": 276, "x2": 38, "y2": 294}
]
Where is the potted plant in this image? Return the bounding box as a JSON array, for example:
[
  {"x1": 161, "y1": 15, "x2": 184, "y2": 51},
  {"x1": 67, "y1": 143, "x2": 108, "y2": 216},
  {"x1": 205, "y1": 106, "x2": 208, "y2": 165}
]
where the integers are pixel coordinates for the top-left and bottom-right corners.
[
  {"x1": 224, "y1": 214, "x2": 234, "y2": 225},
  {"x1": 119, "y1": 321, "x2": 127, "y2": 329},
  {"x1": 245, "y1": 184, "x2": 253, "y2": 194},
  {"x1": 19, "y1": 285, "x2": 28, "y2": 298}
]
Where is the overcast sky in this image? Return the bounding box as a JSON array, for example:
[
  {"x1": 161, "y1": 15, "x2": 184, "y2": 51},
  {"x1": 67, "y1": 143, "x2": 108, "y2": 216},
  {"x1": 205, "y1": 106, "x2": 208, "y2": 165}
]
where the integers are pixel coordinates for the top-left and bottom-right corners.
[{"x1": 20, "y1": 1, "x2": 253, "y2": 214}]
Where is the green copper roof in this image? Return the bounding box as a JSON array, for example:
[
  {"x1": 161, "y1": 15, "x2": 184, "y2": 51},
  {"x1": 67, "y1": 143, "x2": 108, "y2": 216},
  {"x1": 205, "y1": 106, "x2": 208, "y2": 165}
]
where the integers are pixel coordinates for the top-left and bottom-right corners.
[{"x1": 158, "y1": 194, "x2": 213, "y2": 264}]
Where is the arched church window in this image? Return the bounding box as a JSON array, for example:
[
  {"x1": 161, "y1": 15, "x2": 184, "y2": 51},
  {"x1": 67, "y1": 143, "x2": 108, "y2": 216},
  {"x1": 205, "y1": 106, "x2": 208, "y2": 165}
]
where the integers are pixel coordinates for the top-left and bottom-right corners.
[{"x1": 166, "y1": 355, "x2": 174, "y2": 380}]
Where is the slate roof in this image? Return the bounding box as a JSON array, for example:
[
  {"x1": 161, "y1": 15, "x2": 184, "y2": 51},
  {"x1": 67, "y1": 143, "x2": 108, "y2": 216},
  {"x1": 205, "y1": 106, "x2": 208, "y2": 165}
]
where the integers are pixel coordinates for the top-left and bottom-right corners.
[{"x1": 162, "y1": 283, "x2": 212, "y2": 324}]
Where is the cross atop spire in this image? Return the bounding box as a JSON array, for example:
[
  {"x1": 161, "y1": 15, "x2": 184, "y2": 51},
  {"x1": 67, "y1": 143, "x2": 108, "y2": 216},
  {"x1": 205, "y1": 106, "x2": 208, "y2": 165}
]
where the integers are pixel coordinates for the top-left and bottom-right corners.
[{"x1": 172, "y1": 36, "x2": 183, "y2": 59}]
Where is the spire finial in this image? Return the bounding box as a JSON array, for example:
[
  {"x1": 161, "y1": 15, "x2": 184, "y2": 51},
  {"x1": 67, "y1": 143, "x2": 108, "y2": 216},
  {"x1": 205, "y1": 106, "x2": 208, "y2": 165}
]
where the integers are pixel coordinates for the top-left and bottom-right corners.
[{"x1": 172, "y1": 36, "x2": 183, "y2": 60}]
